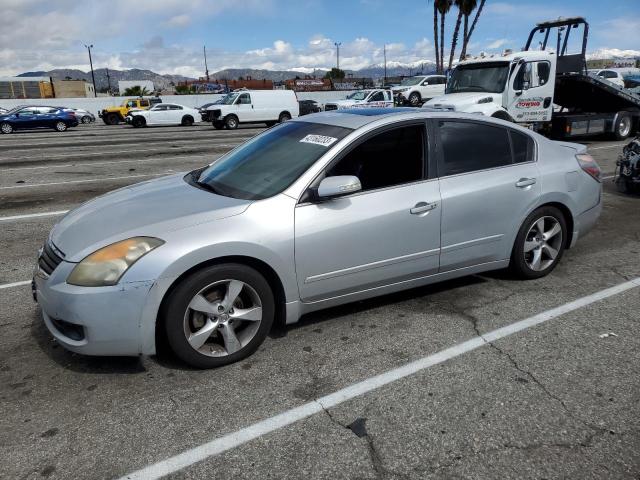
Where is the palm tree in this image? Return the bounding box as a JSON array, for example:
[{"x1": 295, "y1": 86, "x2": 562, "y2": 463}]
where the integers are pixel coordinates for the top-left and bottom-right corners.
[
  {"x1": 432, "y1": 1, "x2": 440, "y2": 74},
  {"x1": 436, "y1": 0, "x2": 452, "y2": 73},
  {"x1": 448, "y1": 0, "x2": 465, "y2": 70},
  {"x1": 459, "y1": 0, "x2": 485, "y2": 61}
]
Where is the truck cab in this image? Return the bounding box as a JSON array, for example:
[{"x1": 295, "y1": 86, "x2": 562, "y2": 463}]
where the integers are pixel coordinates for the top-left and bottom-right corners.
[
  {"x1": 99, "y1": 97, "x2": 162, "y2": 125},
  {"x1": 324, "y1": 89, "x2": 394, "y2": 111}
]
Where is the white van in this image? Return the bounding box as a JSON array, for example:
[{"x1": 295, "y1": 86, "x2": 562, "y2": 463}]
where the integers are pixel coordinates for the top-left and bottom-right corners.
[{"x1": 206, "y1": 90, "x2": 300, "y2": 129}]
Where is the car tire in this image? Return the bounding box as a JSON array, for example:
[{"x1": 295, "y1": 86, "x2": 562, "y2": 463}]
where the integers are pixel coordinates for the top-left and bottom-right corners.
[
  {"x1": 213, "y1": 121, "x2": 224, "y2": 130},
  {"x1": 278, "y1": 112, "x2": 291, "y2": 123},
  {"x1": 0, "y1": 122, "x2": 13, "y2": 134},
  {"x1": 105, "y1": 113, "x2": 120, "y2": 125},
  {"x1": 163, "y1": 263, "x2": 275, "y2": 369},
  {"x1": 132, "y1": 116, "x2": 146, "y2": 128},
  {"x1": 408, "y1": 92, "x2": 421, "y2": 106},
  {"x1": 54, "y1": 121, "x2": 67, "y2": 132},
  {"x1": 81, "y1": 116, "x2": 91, "y2": 124},
  {"x1": 510, "y1": 206, "x2": 567, "y2": 279},
  {"x1": 613, "y1": 112, "x2": 633, "y2": 140},
  {"x1": 181, "y1": 115, "x2": 194, "y2": 126},
  {"x1": 224, "y1": 115, "x2": 239, "y2": 130}
]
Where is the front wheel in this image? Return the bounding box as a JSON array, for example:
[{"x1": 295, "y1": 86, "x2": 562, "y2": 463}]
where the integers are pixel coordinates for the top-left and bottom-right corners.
[
  {"x1": 54, "y1": 121, "x2": 67, "y2": 132},
  {"x1": 105, "y1": 113, "x2": 120, "y2": 125},
  {"x1": 132, "y1": 116, "x2": 146, "y2": 128},
  {"x1": 408, "y1": 92, "x2": 421, "y2": 107},
  {"x1": 163, "y1": 264, "x2": 275, "y2": 368},
  {"x1": 224, "y1": 115, "x2": 239, "y2": 130},
  {"x1": 510, "y1": 206, "x2": 567, "y2": 279},
  {"x1": 213, "y1": 121, "x2": 224, "y2": 130},
  {"x1": 0, "y1": 122, "x2": 13, "y2": 134}
]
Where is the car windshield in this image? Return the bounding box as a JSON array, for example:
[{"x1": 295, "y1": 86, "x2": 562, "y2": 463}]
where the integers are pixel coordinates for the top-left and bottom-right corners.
[
  {"x1": 195, "y1": 121, "x2": 352, "y2": 200},
  {"x1": 221, "y1": 93, "x2": 240, "y2": 105},
  {"x1": 346, "y1": 91, "x2": 368, "y2": 100},
  {"x1": 400, "y1": 77, "x2": 424, "y2": 86},
  {"x1": 447, "y1": 62, "x2": 510, "y2": 94}
]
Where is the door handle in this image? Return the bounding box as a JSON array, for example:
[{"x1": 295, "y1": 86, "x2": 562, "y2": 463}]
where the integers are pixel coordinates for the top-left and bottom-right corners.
[
  {"x1": 410, "y1": 202, "x2": 437, "y2": 215},
  {"x1": 515, "y1": 177, "x2": 536, "y2": 188}
]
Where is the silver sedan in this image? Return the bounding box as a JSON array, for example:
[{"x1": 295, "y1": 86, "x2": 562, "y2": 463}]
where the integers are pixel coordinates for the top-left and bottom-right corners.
[{"x1": 33, "y1": 109, "x2": 603, "y2": 368}]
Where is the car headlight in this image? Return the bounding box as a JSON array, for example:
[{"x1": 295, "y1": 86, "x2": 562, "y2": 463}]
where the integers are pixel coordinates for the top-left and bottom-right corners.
[
  {"x1": 67, "y1": 237, "x2": 164, "y2": 287},
  {"x1": 397, "y1": 88, "x2": 408, "y2": 93}
]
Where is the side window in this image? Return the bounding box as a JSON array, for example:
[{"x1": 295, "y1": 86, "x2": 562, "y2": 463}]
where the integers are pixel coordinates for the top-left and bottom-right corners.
[
  {"x1": 154, "y1": 105, "x2": 167, "y2": 111},
  {"x1": 127, "y1": 101, "x2": 136, "y2": 108},
  {"x1": 537, "y1": 62, "x2": 550, "y2": 86},
  {"x1": 510, "y1": 130, "x2": 535, "y2": 164},
  {"x1": 169, "y1": 105, "x2": 183, "y2": 110},
  {"x1": 139, "y1": 100, "x2": 150, "y2": 107},
  {"x1": 514, "y1": 63, "x2": 533, "y2": 90},
  {"x1": 238, "y1": 94, "x2": 251, "y2": 104},
  {"x1": 515, "y1": 61, "x2": 551, "y2": 89},
  {"x1": 369, "y1": 91, "x2": 384, "y2": 102},
  {"x1": 438, "y1": 121, "x2": 512, "y2": 176},
  {"x1": 326, "y1": 125, "x2": 424, "y2": 192}
]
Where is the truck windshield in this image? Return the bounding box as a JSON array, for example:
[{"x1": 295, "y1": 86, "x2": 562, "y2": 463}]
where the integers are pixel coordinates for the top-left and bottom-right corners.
[
  {"x1": 447, "y1": 62, "x2": 510, "y2": 94},
  {"x1": 400, "y1": 77, "x2": 423, "y2": 86},
  {"x1": 221, "y1": 93, "x2": 239, "y2": 105},
  {"x1": 194, "y1": 121, "x2": 353, "y2": 200},
  {"x1": 346, "y1": 91, "x2": 368, "y2": 101}
]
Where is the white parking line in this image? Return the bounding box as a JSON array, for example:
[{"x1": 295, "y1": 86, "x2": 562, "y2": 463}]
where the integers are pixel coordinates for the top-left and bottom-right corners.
[
  {"x1": 0, "y1": 172, "x2": 172, "y2": 190},
  {"x1": 0, "y1": 210, "x2": 69, "y2": 221},
  {"x1": 588, "y1": 144, "x2": 623, "y2": 151},
  {"x1": 118, "y1": 277, "x2": 640, "y2": 480},
  {"x1": 0, "y1": 280, "x2": 31, "y2": 290}
]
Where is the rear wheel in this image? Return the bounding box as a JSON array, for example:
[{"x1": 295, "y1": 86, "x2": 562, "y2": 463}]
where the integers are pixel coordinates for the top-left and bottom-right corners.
[
  {"x1": 224, "y1": 115, "x2": 239, "y2": 130},
  {"x1": 0, "y1": 122, "x2": 13, "y2": 134},
  {"x1": 81, "y1": 115, "x2": 91, "y2": 124},
  {"x1": 613, "y1": 112, "x2": 633, "y2": 140},
  {"x1": 132, "y1": 116, "x2": 146, "y2": 128},
  {"x1": 510, "y1": 206, "x2": 567, "y2": 279},
  {"x1": 278, "y1": 112, "x2": 291, "y2": 123},
  {"x1": 408, "y1": 92, "x2": 421, "y2": 107},
  {"x1": 163, "y1": 264, "x2": 275, "y2": 369},
  {"x1": 54, "y1": 121, "x2": 67, "y2": 132},
  {"x1": 181, "y1": 115, "x2": 194, "y2": 126}
]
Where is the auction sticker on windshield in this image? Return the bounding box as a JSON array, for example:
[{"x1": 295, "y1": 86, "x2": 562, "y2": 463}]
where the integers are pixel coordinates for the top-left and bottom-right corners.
[{"x1": 300, "y1": 134, "x2": 339, "y2": 147}]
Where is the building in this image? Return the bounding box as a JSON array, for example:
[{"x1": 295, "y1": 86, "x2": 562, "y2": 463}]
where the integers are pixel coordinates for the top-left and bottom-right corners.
[
  {"x1": 118, "y1": 80, "x2": 155, "y2": 95},
  {"x1": 284, "y1": 78, "x2": 332, "y2": 91},
  {"x1": 51, "y1": 79, "x2": 95, "y2": 98},
  {"x1": 587, "y1": 58, "x2": 640, "y2": 69},
  {"x1": 0, "y1": 77, "x2": 54, "y2": 99}
]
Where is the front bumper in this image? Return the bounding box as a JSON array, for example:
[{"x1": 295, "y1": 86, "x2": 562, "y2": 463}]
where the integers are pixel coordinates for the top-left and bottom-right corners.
[{"x1": 33, "y1": 260, "x2": 156, "y2": 356}]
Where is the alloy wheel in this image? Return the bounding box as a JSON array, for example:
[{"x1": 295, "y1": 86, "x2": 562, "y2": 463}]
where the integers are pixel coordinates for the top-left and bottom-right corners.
[
  {"x1": 55, "y1": 121, "x2": 67, "y2": 131},
  {"x1": 183, "y1": 279, "x2": 263, "y2": 357},
  {"x1": 1, "y1": 123, "x2": 12, "y2": 134},
  {"x1": 523, "y1": 216, "x2": 563, "y2": 272},
  {"x1": 618, "y1": 116, "x2": 631, "y2": 138}
]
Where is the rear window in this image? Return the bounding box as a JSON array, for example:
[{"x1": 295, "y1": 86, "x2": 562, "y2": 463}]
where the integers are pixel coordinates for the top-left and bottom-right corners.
[{"x1": 510, "y1": 130, "x2": 535, "y2": 163}]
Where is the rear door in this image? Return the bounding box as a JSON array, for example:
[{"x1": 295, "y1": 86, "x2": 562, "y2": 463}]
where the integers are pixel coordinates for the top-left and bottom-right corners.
[
  {"x1": 166, "y1": 104, "x2": 184, "y2": 124},
  {"x1": 434, "y1": 119, "x2": 540, "y2": 271}
]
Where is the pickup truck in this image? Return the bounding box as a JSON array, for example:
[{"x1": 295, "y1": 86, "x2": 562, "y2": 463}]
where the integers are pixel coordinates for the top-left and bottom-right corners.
[
  {"x1": 424, "y1": 17, "x2": 640, "y2": 139},
  {"x1": 324, "y1": 89, "x2": 393, "y2": 111},
  {"x1": 391, "y1": 75, "x2": 447, "y2": 106},
  {"x1": 99, "y1": 97, "x2": 162, "y2": 125}
]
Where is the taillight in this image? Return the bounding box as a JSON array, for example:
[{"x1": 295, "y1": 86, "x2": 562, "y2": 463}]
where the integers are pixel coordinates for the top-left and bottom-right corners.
[{"x1": 576, "y1": 153, "x2": 601, "y2": 182}]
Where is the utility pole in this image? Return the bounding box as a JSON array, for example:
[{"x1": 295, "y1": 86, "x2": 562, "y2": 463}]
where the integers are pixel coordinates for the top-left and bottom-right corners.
[
  {"x1": 105, "y1": 67, "x2": 111, "y2": 95},
  {"x1": 84, "y1": 44, "x2": 97, "y2": 97},
  {"x1": 334, "y1": 42, "x2": 342, "y2": 71},
  {"x1": 203, "y1": 45, "x2": 210, "y2": 81},
  {"x1": 383, "y1": 44, "x2": 387, "y2": 85}
]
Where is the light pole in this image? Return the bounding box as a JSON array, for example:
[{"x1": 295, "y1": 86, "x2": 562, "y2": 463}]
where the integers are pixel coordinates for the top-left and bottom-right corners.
[
  {"x1": 84, "y1": 44, "x2": 97, "y2": 97},
  {"x1": 383, "y1": 44, "x2": 387, "y2": 85},
  {"x1": 203, "y1": 45, "x2": 210, "y2": 82},
  {"x1": 334, "y1": 42, "x2": 342, "y2": 71}
]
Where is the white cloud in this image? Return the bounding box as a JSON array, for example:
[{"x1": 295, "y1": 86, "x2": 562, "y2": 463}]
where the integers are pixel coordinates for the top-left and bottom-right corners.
[
  {"x1": 486, "y1": 39, "x2": 509, "y2": 50},
  {"x1": 165, "y1": 14, "x2": 191, "y2": 28}
]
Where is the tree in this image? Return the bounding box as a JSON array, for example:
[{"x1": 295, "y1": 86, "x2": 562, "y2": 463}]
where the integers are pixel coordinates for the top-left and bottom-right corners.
[
  {"x1": 432, "y1": 1, "x2": 440, "y2": 75},
  {"x1": 324, "y1": 67, "x2": 346, "y2": 80},
  {"x1": 448, "y1": 0, "x2": 465, "y2": 70},
  {"x1": 436, "y1": 0, "x2": 452, "y2": 73},
  {"x1": 123, "y1": 85, "x2": 150, "y2": 96},
  {"x1": 459, "y1": 0, "x2": 485, "y2": 61}
]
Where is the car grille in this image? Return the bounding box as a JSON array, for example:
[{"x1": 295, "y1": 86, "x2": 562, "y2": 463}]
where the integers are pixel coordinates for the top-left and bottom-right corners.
[
  {"x1": 39, "y1": 241, "x2": 65, "y2": 276},
  {"x1": 324, "y1": 104, "x2": 338, "y2": 111}
]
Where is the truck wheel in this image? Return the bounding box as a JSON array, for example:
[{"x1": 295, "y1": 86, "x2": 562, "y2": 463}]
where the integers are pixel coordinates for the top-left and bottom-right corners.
[
  {"x1": 613, "y1": 112, "x2": 633, "y2": 140},
  {"x1": 278, "y1": 112, "x2": 291, "y2": 123},
  {"x1": 224, "y1": 115, "x2": 239, "y2": 130},
  {"x1": 181, "y1": 115, "x2": 194, "y2": 126},
  {"x1": 408, "y1": 92, "x2": 422, "y2": 106},
  {"x1": 132, "y1": 116, "x2": 146, "y2": 128},
  {"x1": 105, "y1": 113, "x2": 120, "y2": 125},
  {"x1": 0, "y1": 122, "x2": 13, "y2": 134}
]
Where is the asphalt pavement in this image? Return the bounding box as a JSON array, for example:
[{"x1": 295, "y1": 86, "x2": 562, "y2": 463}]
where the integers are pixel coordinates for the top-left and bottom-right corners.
[{"x1": 0, "y1": 120, "x2": 638, "y2": 480}]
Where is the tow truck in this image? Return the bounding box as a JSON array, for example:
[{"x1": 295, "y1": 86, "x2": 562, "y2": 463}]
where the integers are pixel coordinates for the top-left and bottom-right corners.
[
  {"x1": 424, "y1": 18, "x2": 640, "y2": 139},
  {"x1": 324, "y1": 89, "x2": 393, "y2": 111}
]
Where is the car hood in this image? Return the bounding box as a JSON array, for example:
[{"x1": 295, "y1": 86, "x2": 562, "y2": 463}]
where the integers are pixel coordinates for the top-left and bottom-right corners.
[
  {"x1": 51, "y1": 173, "x2": 251, "y2": 261},
  {"x1": 425, "y1": 92, "x2": 499, "y2": 108}
]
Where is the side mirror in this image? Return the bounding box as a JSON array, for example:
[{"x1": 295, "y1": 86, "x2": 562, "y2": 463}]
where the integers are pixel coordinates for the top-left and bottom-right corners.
[{"x1": 317, "y1": 175, "x2": 361, "y2": 199}]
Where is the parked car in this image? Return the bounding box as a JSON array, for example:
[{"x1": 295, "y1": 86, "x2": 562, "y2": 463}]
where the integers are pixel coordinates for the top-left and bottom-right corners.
[
  {"x1": 324, "y1": 89, "x2": 394, "y2": 111},
  {"x1": 0, "y1": 106, "x2": 78, "y2": 133},
  {"x1": 33, "y1": 109, "x2": 602, "y2": 368},
  {"x1": 596, "y1": 68, "x2": 640, "y2": 88},
  {"x1": 99, "y1": 97, "x2": 162, "y2": 125},
  {"x1": 198, "y1": 95, "x2": 230, "y2": 122},
  {"x1": 298, "y1": 99, "x2": 322, "y2": 116},
  {"x1": 392, "y1": 75, "x2": 447, "y2": 106},
  {"x1": 56, "y1": 107, "x2": 95, "y2": 124},
  {"x1": 125, "y1": 103, "x2": 200, "y2": 127},
  {"x1": 206, "y1": 90, "x2": 299, "y2": 129}
]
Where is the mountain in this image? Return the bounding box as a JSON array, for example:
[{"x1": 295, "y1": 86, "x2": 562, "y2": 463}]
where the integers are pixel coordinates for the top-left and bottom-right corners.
[
  {"x1": 17, "y1": 68, "x2": 193, "y2": 91},
  {"x1": 209, "y1": 68, "x2": 329, "y2": 82},
  {"x1": 586, "y1": 48, "x2": 640, "y2": 60}
]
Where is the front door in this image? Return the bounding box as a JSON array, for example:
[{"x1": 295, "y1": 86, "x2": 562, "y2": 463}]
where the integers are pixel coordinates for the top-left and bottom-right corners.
[
  {"x1": 435, "y1": 119, "x2": 541, "y2": 271},
  {"x1": 295, "y1": 123, "x2": 441, "y2": 302},
  {"x1": 234, "y1": 93, "x2": 255, "y2": 122},
  {"x1": 506, "y1": 60, "x2": 556, "y2": 123},
  {"x1": 12, "y1": 108, "x2": 39, "y2": 129}
]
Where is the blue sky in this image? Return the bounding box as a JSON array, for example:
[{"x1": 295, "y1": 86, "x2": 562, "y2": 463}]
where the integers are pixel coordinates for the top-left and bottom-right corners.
[{"x1": 2, "y1": 0, "x2": 639, "y2": 77}]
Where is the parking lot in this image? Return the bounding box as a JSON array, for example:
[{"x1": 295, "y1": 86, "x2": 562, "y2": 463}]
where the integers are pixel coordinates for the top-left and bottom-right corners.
[{"x1": 0, "y1": 122, "x2": 638, "y2": 479}]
